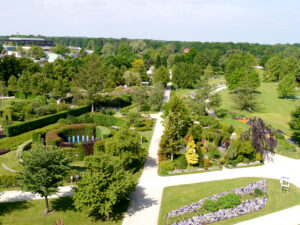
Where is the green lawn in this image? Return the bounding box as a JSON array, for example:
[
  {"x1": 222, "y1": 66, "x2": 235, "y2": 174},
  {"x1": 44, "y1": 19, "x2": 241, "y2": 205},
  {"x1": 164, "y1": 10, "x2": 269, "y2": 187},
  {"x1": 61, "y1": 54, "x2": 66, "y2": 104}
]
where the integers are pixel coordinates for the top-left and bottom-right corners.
[
  {"x1": 0, "y1": 151, "x2": 21, "y2": 175},
  {"x1": 159, "y1": 177, "x2": 300, "y2": 225},
  {"x1": 0, "y1": 197, "x2": 124, "y2": 225},
  {"x1": 219, "y1": 83, "x2": 300, "y2": 136}
]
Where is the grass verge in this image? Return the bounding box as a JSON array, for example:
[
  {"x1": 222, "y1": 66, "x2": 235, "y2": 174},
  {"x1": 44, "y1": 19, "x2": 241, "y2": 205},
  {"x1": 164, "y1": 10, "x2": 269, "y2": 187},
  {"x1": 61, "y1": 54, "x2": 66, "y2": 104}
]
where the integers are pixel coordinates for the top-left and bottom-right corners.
[{"x1": 158, "y1": 177, "x2": 300, "y2": 225}]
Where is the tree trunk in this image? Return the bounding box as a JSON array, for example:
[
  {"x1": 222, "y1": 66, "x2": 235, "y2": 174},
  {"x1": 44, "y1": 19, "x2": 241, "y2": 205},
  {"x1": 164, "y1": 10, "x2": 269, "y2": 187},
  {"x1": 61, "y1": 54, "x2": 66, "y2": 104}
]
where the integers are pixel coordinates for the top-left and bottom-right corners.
[
  {"x1": 91, "y1": 103, "x2": 94, "y2": 112},
  {"x1": 44, "y1": 195, "x2": 49, "y2": 214},
  {"x1": 171, "y1": 152, "x2": 174, "y2": 161}
]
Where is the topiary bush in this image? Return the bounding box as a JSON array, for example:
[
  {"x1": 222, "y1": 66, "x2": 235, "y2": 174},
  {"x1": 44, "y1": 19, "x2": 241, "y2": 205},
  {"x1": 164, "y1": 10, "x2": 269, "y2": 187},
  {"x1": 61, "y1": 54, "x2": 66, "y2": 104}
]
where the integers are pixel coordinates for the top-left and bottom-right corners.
[
  {"x1": 217, "y1": 193, "x2": 241, "y2": 209},
  {"x1": 203, "y1": 199, "x2": 219, "y2": 212}
]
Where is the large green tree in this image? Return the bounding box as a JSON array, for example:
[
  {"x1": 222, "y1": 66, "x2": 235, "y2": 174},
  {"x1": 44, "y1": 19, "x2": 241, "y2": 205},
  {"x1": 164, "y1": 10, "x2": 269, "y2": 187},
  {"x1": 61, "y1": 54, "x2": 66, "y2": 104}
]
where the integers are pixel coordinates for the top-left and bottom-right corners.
[
  {"x1": 28, "y1": 45, "x2": 45, "y2": 59},
  {"x1": 277, "y1": 73, "x2": 297, "y2": 98},
  {"x1": 265, "y1": 56, "x2": 282, "y2": 82},
  {"x1": 18, "y1": 142, "x2": 69, "y2": 213},
  {"x1": 289, "y1": 106, "x2": 300, "y2": 145},
  {"x1": 148, "y1": 82, "x2": 164, "y2": 111},
  {"x1": 73, "y1": 154, "x2": 136, "y2": 220},
  {"x1": 73, "y1": 54, "x2": 105, "y2": 112},
  {"x1": 104, "y1": 128, "x2": 145, "y2": 170},
  {"x1": 153, "y1": 66, "x2": 169, "y2": 86}
]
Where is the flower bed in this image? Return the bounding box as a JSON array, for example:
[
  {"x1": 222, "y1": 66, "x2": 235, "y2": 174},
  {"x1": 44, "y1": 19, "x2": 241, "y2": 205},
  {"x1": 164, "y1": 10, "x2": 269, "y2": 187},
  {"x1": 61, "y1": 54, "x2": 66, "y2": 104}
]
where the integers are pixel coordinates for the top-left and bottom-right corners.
[
  {"x1": 173, "y1": 197, "x2": 267, "y2": 225},
  {"x1": 167, "y1": 180, "x2": 267, "y2": 224}
]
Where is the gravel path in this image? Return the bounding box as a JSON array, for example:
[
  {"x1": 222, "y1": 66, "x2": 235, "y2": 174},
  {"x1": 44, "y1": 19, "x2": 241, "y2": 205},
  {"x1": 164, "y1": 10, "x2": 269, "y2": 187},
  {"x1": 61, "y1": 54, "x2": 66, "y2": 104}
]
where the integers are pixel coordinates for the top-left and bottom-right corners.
[
  {"x1": 0, "y1": 185, "x2": 74, "y2": 203},
  {"x1": 1, "y1": 163, "x2": 17, "y2": 173}
]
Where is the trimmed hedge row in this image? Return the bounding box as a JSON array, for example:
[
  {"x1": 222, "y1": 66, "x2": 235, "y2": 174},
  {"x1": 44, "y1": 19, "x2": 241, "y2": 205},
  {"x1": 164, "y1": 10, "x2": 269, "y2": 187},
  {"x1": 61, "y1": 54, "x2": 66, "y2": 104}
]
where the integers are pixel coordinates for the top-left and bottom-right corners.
[
  {"x1": 0, "y1": 175, "x2": 19, "y2": 188},
  {"x1": 60, "y1": 147, "x2": 84, "y2": 162},
  {"x1": 4, "y1": 105, "x2": 91, "y2": 137},
  {"x1": 45, "y1": 124, "x2": 96, "y2": 146},
  {"x1": 91, "y1": 113, "x2": 127, "y2": 127}
]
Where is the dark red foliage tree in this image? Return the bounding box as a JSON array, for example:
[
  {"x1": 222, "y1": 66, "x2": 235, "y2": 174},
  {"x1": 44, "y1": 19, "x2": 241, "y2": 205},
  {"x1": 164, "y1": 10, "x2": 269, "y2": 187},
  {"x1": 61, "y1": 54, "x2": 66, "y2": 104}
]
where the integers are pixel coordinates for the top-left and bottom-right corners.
[{"x1": 240, "y1": 117, "x2": 277, "y2": 157}]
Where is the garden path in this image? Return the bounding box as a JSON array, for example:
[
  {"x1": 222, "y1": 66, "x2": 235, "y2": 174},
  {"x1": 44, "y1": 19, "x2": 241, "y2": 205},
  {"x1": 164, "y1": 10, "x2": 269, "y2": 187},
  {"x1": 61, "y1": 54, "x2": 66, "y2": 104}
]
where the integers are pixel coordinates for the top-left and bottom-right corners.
[{"x1": 0, "y1": 185, "x2": 74, "y2": 203}]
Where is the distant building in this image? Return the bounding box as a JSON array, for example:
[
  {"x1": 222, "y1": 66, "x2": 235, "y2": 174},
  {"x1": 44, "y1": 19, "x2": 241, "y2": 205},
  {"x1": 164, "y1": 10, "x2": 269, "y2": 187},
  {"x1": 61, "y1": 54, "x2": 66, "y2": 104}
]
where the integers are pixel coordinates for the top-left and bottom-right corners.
[
  {"x1": 184, "y1": 48, "x2": 190, "y2": 54},
  {"x1": 46, "y1": 52, "x2": 64, "y2": 63},
  {"x1": 0, "y1": 37, "x2": 54, "y2": 47}
]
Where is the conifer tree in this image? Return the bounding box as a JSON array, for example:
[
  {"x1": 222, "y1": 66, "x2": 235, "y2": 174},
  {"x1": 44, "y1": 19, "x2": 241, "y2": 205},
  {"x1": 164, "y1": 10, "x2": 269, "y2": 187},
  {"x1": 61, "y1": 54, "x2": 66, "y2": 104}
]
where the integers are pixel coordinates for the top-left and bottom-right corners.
[{"x1": 185, "y1": 136, "x2": 199, "y2": 165}]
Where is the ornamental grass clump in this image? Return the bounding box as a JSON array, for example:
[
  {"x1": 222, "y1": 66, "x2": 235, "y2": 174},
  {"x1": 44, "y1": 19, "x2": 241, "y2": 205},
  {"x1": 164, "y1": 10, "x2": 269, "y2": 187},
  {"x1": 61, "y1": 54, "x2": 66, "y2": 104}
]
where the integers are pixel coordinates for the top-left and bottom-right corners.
[
  {"x1": 218, "y1": 193, "x2": 241, "y2": 209},
  {"x1": 203, "y1": 199, "x2": 219, "y2": 212}
]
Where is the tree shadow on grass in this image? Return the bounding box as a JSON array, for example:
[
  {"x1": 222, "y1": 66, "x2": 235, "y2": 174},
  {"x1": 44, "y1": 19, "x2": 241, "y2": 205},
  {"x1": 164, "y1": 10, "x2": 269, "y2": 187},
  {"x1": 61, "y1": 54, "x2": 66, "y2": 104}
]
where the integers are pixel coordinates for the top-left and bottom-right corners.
[
  {"x1": 51, "y1": 196, "x2": 129, "y2": 223},
  {"x1": 0, "y1": 200, "x2": 32, "y2": 217},
  {"x1": 51, "y1": 197, "x2": 75, "y2": 212}
]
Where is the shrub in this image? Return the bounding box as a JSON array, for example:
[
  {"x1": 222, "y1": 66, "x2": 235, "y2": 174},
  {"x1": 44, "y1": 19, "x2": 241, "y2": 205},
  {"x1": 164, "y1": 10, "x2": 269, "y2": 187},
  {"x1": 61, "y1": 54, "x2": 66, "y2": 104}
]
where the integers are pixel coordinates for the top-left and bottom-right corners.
[
  {"x1": 203, "y1": 199, "x2": 219, "y2": 212},
  {"x1": 204, "y1": 159, "x2": 211, "y2": 168},
  {"x1": 0, "y1": 175, "x2": 19, "y2": 188},
  {"x1": 127, "y1": 112, "x2": 141, "y2": 124},
  {"x1": 94, "y1": 141, "x2": 105, "y2": 155},
  {"x1": 215, "y1": 109, "x2": 228, "y2": 118},
  {"x1": 159, "y1": 160, "x2": 175, "y2": 175},
  {"x1": 174, "y1": 155, "x2": 187, "y2": 169},
  {"x1": 198, "y1": 116, "x2": 221, "y2": 129},
  {"x1": 254, "y1": 187, "x2": 264, "y2": 196},
  {"x1": 256, "y1": 152, "x2": 263, "y2": 161},
  {"x1": 94, "y1": 94, "x2": 132, "y2": 107},
  {"x1": 207, "y1": 143, "x2": 221, "y2": 159},
  {"x1": 135, "y1": 119, "x2": 153, "y2": 131},
  {"x1": 60, "y1": 147, "x2": 84, "y2": 162},
  {"x1": 4, "y1": 106, "x2": 90, "y2": 137},
  {"x1": 201, "y1": 147, "x2": 208, "y2": 154},
  {"x1": 243, "y1": 158, "x2": 250, "y2": 164},
  {"x1": 218, "y1": 193, "x2": 241, "y2": 209},
  {"x1": 120, "y1": 108, "x2": 129, "y2": 115}
]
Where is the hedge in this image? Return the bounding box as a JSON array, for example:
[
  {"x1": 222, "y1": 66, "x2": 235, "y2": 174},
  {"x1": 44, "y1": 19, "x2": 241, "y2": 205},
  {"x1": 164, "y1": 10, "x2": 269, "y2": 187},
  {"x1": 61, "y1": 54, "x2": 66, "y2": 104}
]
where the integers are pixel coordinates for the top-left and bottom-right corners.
[
  {"x1": 4, "y1": 105, "x2": 91, "y2": 137},
  {"x1": 91, "y1": 113, "x2": 127, "y2": 127},
  {"x1": 46, "y1": 124, "x2": 96, "y2": 146},
  {"x1": 60, "y1": 147, "x2": 84, "y2": 162},
  {"x1": 94, "y1": 94, "x2": 132, "y2": 107},
  {"x1": 0, "y1": 175, "x2": 19, "y2": 188}
]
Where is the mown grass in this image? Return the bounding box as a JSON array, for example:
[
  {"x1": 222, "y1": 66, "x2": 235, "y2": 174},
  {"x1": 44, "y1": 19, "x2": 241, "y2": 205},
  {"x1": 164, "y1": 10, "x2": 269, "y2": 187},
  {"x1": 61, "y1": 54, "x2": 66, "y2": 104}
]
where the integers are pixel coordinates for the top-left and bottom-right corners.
[
  {"x1": 219, "y1": 83, "x2": 299, "y2": 136},
  {"x1": 0, "y1": 197, "x2": 126, "y2": 225},
  {"x1": 159, "y1": 177, "x2": 300, "y2": 225}
]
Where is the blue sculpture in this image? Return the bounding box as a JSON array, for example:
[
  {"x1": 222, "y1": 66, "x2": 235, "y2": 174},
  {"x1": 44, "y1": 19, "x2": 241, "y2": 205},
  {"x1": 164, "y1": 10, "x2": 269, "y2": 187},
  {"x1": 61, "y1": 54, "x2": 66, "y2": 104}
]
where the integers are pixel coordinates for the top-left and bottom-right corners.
[
  {"x1": 92, "y1": 136, "x2": 94, "y2": 141},
  {"x1": 77, "y1": 135, "x2": 80, "y2": 143},
  {"x1": 82, "y1": 135, "x2": 84, "y2": 142},
  {"x1": 68, "y1": 136, "x2": 71, "y2": 143},
  {"x1": 72, "y1": 136, "x2": 75, "y2": 143},
  {"x1": 86, "y1": 136, "x2": 89, "y2": 142}
]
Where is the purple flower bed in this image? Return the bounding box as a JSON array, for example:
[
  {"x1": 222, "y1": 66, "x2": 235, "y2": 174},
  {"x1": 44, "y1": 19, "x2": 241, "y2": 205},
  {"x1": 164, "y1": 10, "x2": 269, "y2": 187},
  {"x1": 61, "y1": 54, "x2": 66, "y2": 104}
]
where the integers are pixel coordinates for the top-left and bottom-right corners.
[
  {"x1": 167, "y1": 180, "x2": 267, "y2": 218},
  {"x1": 173, "y1": 197, "x2": 267, "y2": 225}
]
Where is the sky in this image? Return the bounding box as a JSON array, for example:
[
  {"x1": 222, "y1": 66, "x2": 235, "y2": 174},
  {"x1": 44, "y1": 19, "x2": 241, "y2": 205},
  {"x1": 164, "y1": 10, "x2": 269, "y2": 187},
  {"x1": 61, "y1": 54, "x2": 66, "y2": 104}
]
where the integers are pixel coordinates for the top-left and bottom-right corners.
[{"x1": 1, "y1": 0, "x2": 300, "y2": 44}]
